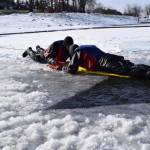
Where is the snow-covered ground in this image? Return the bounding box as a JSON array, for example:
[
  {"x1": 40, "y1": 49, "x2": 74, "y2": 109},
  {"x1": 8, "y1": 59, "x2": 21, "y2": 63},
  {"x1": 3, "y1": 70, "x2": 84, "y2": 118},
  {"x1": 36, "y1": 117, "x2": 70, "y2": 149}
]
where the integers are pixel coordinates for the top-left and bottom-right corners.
[
  {"x1": 0, "y1": 13, "x2": 150, "y2": 150},
  {"x1": 0, "y1": 12, "x2": 149, "y2": 34}
]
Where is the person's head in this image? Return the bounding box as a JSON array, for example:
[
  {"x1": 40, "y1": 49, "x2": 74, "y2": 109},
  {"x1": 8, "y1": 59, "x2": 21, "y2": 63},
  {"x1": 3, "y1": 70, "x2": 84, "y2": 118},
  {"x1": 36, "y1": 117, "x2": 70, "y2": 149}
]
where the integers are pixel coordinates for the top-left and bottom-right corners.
[
  {"x1": 69, "y1": 44, "x2": 79, "y2": 58},
  {"x1": 63, "y1": 36, "x2": 74, "y2": 50}
]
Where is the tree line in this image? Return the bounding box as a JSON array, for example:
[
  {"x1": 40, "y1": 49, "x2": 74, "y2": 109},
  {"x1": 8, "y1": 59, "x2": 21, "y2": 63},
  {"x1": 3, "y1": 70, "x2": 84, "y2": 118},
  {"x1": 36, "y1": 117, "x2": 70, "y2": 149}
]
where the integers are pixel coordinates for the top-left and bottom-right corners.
[
  {"x1": 2, "y1": 0, "x2": 150, "y2": 17},
  {"x1": 94, "y1": 2, "x2": 150, "y2": 18},
  {"x1": 13, "y1": 0, "x2": 95, "y2": 13}
]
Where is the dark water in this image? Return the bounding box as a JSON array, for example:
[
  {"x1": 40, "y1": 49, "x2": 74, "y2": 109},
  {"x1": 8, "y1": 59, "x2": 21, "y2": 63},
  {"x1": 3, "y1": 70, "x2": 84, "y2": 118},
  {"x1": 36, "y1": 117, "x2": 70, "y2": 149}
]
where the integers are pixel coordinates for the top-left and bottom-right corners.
[{"x1": 49, "y1": 77, "x2": 150, "y2": 109}]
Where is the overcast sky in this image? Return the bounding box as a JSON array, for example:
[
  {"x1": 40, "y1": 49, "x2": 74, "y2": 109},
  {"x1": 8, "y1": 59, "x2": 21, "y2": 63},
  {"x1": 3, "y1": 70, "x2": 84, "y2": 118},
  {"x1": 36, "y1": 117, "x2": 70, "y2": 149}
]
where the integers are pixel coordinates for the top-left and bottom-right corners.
[{"x1": 98, "y1": 0, "x2": 150, "y2": 12}]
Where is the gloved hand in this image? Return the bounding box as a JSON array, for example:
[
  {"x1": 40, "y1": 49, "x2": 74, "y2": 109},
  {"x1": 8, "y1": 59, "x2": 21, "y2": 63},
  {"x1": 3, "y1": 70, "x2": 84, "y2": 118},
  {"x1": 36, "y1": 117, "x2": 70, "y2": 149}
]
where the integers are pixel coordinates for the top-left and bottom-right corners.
[
  {"x1": 62, "y1": 66, "x2": 68, "y2": 72},
  {"x1": 47, "y1": 58, "x2": 57, "y2": 65}
]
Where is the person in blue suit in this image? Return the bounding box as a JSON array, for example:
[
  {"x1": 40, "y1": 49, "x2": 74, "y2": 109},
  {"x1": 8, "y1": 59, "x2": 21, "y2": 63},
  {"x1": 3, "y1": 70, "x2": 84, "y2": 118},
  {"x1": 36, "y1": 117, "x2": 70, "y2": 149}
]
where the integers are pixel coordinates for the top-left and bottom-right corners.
[{"x1": 64, "y1": 44, "x2": 150, "y2": 79}]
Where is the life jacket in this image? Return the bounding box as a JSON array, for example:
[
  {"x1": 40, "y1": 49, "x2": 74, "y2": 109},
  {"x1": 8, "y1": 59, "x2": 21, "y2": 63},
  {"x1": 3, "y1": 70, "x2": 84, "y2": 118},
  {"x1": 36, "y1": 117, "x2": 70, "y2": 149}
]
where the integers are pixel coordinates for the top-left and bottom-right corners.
[
  {"x1": 76, "y1": 45, "x2": 105, "y2": 70},
  {"x1": 53, "y1": 40, "x2": 69, "y2": 62},
  {"x1": 44, "y1": 40, "x2": 69, "y2": 62},
  {"x1": 44, "y1": 49, "x2": 48, "y2": 57},
  {"x1": 47, "y1": 61, "x2": 69, "y2": 70},
  {"x1": 76, "y1": 45, "x2": 105, "y2": 60}
]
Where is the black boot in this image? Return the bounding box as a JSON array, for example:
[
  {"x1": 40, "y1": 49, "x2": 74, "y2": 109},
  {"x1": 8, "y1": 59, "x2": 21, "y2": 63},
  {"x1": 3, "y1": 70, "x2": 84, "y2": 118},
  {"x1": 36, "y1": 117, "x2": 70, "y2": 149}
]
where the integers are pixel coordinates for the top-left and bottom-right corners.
[
  {"x1": 36, "y1": 45, "x2": 44, "y2": 53},
  {"x1": 128, "y1": 65, "x2": 150, "y2": 79},
  {"x1": 22, "y1": 47, "x2": 32, "y2": 58},
  {"x1": 22, "y1": 51, "x2": 27, "y2": 57},
  {"x1": 36, "y1": 45, "x2": 40, "y2": 52}
]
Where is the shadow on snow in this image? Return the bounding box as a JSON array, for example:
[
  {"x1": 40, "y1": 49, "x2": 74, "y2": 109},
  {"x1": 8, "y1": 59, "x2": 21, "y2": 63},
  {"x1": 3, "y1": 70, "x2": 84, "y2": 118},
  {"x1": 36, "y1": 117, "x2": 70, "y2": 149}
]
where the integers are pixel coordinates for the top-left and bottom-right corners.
[{"x1": 47, "y1": 77, "x2": 150, "y2": 109}]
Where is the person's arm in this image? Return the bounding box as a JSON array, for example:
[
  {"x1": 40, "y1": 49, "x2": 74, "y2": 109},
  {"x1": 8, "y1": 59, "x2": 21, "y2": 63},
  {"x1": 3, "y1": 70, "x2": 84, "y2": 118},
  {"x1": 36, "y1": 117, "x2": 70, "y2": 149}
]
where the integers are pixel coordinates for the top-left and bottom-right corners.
[
  {"x1": 67, "y1": 51, "x2": 82, "y2": 74},
  {"x1": 45, "y1": 42, "x2": 58, "y2": 61}
]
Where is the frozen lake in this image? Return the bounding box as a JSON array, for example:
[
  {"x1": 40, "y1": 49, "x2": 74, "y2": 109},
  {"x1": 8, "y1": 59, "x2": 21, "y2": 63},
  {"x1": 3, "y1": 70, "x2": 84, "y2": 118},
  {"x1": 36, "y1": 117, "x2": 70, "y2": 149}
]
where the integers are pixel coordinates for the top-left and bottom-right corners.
[{"x1": 0, "y1": 14, "x2": 150, "y2": 149}]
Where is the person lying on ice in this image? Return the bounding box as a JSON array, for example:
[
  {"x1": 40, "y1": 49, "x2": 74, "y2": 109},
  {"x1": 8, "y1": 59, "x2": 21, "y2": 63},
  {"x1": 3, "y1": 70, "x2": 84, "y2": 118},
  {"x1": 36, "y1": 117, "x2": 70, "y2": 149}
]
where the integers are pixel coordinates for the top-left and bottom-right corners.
[
  {"x1": 22, "y1": 36, "x2": 74, "y2": 67},
  {"x1": 62, "y1": 44, "x2": 150, "y2": 79}
]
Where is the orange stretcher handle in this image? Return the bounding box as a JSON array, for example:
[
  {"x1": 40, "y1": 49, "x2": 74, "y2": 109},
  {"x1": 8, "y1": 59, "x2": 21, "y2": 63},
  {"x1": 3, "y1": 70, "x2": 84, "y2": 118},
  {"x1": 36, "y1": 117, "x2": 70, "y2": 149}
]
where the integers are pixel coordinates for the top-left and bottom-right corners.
[{"x1": 47, "y1": 61, "x2": 69, "y2": 70}]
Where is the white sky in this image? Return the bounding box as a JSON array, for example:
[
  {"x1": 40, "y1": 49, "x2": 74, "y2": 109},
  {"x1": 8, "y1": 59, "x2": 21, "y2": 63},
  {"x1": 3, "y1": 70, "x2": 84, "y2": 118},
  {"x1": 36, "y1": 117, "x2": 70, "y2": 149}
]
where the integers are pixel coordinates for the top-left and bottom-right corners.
[{"x1": 98, "y1": 0, "x2": 150, "y2": 12}]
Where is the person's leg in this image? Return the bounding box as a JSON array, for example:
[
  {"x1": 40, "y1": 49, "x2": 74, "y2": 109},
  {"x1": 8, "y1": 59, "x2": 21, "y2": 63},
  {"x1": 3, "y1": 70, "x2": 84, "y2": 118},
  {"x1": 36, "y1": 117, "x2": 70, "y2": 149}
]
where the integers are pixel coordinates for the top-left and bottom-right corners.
[
  {"x1": 36, "y1": 45, "x2": 45, "y2": 58},
  {"x1": 36, "y1": 45, "x2": 46, "y2": 63},
  {"x1": 22, "y1": 47, "x2": 41, "y2": 62},
  {"x1": 98, "y1": 53, "x2": 131, "y2": 74},
  {"x1": 22, "y1": 49, "x2": 28, "y2": 57},
  {"x1": 128, "y1": 64, "x2": 150, "y2": 79}
]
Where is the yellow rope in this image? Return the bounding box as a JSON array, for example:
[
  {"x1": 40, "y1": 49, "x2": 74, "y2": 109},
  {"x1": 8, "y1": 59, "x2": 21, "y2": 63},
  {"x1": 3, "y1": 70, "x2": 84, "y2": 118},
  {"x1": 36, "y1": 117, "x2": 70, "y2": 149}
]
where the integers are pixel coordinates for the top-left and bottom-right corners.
[{"x1": 78, "y1": 67, "x2": 131, "y2": 78}]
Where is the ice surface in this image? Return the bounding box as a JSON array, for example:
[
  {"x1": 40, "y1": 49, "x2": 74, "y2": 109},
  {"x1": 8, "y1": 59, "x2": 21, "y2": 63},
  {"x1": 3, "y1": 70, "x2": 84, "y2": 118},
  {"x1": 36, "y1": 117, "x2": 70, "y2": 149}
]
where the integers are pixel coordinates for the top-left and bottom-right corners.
[{"x1": 0, "y1": 13, "x2": 150, "y2": 150}]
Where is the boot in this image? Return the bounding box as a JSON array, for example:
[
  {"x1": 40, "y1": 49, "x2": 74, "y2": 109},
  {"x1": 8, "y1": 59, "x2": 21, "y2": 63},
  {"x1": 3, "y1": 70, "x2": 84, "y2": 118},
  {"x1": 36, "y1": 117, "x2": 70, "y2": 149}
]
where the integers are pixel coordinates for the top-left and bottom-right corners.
[
  {"x1": 22, "y1": 47, "x2": 32, "y2": 58},
  {"x1": 36, "y1": 45, "x2": 40, "y2": 53},
  {"x1": 36, "y1": 45, "x2": 44, "y2": 53}
]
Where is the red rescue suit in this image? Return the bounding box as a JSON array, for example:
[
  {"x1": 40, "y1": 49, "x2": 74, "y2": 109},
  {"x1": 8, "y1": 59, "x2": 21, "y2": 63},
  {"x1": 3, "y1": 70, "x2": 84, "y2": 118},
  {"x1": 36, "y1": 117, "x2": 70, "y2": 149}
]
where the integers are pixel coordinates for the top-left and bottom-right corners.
[{"x1": 68, "y1": 45, "x2": 105, "y2": 74}]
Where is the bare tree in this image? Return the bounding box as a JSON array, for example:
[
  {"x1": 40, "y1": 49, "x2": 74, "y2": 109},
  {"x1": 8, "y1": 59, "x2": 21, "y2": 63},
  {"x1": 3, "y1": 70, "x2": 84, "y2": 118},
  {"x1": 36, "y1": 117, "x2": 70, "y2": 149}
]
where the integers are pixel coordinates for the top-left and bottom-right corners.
[
  {"x1": 29, "y1": 0, "x2": 34, "y2": 12},
  {"x1": 132, "y1": 4, "x2": 142, "y2": 23},
  {"x1": 124, "y1": 4, "x2": 142, "y2": 17},
  {"x1": 95, "y1": 2, "x2": 104, "y2": 13},
  {"x1": 145, "y1": 4, "x2": 150, "y2": 17},
  {"x1": 124, "y1": 4, "x2": 132, "y2": 15},
  {"x1": 50, "y1": 0, "x2": 53, "y2": 12},
  {"x1": 124, "y1": 4, "x2": 142, "y2": 22},
  {"x1": 132, "y1": 4, "x2": 142, "y2": 17},
  {"x1": 40, "y1": 0, "x2": 45, "y2": 12}
]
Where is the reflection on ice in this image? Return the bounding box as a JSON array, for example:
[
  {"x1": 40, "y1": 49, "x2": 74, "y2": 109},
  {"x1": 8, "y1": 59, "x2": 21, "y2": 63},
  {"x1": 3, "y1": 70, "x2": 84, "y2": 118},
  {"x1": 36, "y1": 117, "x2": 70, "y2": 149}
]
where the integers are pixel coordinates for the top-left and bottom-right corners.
[
  {"x1": 117, "y1": 42, "x2": 150, "y2": 65},
  {"x1": 119, "y1": 41, "x2": 150, "y2": 51}
]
